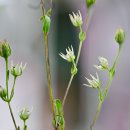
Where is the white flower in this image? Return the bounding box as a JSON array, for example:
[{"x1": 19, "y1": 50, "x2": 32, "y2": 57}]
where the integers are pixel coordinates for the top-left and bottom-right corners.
[
  {"x1": 94, "y1": 57, "x2": 109, "y2": 70},
  {"x1": 83, "y1": 73, "x2": 100, "y2": 89},
  {"x1": 69, "y1": 10, "x2": 83, "y2": 27},
  {"x1": 11, "y1": 61, "x2": 26, "y2": 77},
  {"x1": 19, "y1": 107, "x2": 33, "y2": 121},
  {"x1": 59, "y1": 45, "x2": 75, "y2": 62}
]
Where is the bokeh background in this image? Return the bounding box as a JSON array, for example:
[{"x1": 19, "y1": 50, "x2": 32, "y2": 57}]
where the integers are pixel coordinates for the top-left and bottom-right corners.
[{"x1": 0, "y1": 0, "x2": 130, "y2": 130}]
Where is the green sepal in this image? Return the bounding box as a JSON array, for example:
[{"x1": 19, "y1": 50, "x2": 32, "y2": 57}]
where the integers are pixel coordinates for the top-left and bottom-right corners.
[
  {"x1": 42, "y1": 15, "x2": 51, "y2": 35},
  {"x1": 79, "y1": 31, "x2": 86, "y2": 42},
  {"x1": 109, "y1": 67, "x2": 115, "y2": 79},
  {"x1": 98, "y1": 90, "x2": 103, "y2": 102},
  {"x1": 53, "y1": 99, "x2": 65, "y2": 130},
  {"x1": 71, "y1": 63, "x2": 78, "y2": 75}
]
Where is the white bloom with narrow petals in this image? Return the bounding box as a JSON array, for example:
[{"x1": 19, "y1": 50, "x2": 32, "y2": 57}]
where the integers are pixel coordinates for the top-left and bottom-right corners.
[
  {"x1": 94, "y1": 56, "x2": 109, "y2": 70},
  {"x1": 59, "y1": 45, "x2": 75, "y2": 62},
  {"x1": 69, "y1": 10, "x2": 83, "y2": 27},
  {"x1": 11, "y1": 61, "x2": 26, "y2": 77},
  {"x1": 83, "y1": 73, "x2": 100, "y2": 89}
]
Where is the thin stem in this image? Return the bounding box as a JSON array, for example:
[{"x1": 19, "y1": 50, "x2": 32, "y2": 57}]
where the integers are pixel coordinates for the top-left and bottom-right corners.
[
  {"x1": 5, "y1": 58, "x2": 9, "y2": 98},
  {"x1": 112, "y1": 46, "x2": 121, "y2": 70},
  {"x1": 62, "y1": 75, "x2": 74, "y2": 107},
  {"x1": 23, "y1": 120, "x2": 27, "y2": 130},
  {"x1": 8, "y1": 102, "x2": 18, "y2": 130},
  {"x1": 76, "y1": 41, "x2": 83, "y2": 65},
  {"x1": 44, "y1": 34, "x2": 55, "y2": 116},
  {"x1": 41, "y1": 0, "x2": 45, "y2": 16},
  {"x1": 5, "y1": 58, "x2": 18, "y2": 130},
  {"x1": 90, "y1": 101, "x2": 102, "y2": 130},
  {"x1": 10, "y1": 76, "x2": 17, "y2": 101}
]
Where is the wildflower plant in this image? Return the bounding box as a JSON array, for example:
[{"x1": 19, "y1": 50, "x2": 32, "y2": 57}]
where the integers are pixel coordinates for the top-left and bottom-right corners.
[
  {"x1": 84, "y1": 28, "x2": 125, "y2": 130},
  {"x1": 0, "y1": 40, "x2": 31, "y2": 130},
  {"x1": 41, "y1": 0, "x2": 125, "y2": 130},
  {"x1": 0, "y1": 0, "x2": 126, "y2": 130}
]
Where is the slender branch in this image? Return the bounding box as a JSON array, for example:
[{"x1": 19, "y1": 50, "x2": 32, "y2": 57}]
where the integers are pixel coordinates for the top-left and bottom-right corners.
[
  {"x1": 10, "y1": 76, "x2": 17, "y2": 101},
  {"x1": 62, "y1": 5, "x2": 94, "y2": 107},
  {"x1": 90, "y1": 101, "x2": 102, "y2": 130},
  {"x1": 62, "y1": 40, "x2": 83, "y2": 107},
  {"x1": 5, "y1": 58, "x2": 9, "y2": 98},
  {"x1": 41, "y1": 0, "x2": 45, "y2": 16},
  {"x1": 62, "y1": 75, "x2": 74, "y2": 107},
  {"x1": 112, "y1": 46, "x2": 121, "y2": 70},
  {"x1": 23, "y1": 120, "x2": 27, "y2": 130},
  {"x1": 5, "y1": 58, "x2": 18, "y2": 130},
  {"x1": 76, "y1": 41, "x2": 83, "y2": 65},
  {"x1": 44, "y1": 34, "x2": 55, "y2": 116},
  {"x1": 8, "y1": 102, "x2": 18, "y2": 130},
  {"x1": 90, "y1": 46, "x2": 121, "y2": 130}
]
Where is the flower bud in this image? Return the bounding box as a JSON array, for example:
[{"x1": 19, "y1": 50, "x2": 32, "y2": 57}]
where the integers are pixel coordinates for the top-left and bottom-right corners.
[
  {"x1": 19, "y1": 107, "x2": 32, "y2": 121},
  {"x1": 42, "y1": 15, "x2": 51, "y2": 35},
  {"x1": 115, "y1": 28, "x2": 125, "y2": 46},
  {"x1": 0, "y1": 86, "x2": 7, "y2": 99},
  {"x1": 86, "y1": 0, "x2": 96, "y2": 8},
  {"x1": 79, "y1": 31, "x2": 86, "y2": 42},
  {"x1": 0, "y1": 40, "x2": 11, "y2": 59},
  {"x1": 71, "y1": 63, "x2": 78, "y2": 75}
]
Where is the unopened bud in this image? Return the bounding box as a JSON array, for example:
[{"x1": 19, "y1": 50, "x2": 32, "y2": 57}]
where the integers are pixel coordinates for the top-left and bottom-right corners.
[
  {"x1": 42, "y1": 15, "x2": 51, "y2": 35},
  {"x1": 115, "y1": 28, "x2": 125, "y2": 46},
  {"x1": 0, "y1": 40, "x2": 11, "y2": 59},
  {"x1": 86, "y1": 0, "x2": 96, "y2": 8},
  {"x1": 0, "y1": 86, "x2": 7, "y2": 98}
]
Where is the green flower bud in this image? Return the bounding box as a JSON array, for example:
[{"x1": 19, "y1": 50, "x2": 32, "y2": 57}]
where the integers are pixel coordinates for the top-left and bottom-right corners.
[
  {"x1": 71, "y1": 63, "x2": 78, "y2": 75},
  {"x1": 115, "y1": 28, "x2": 125, "y2": 46},
  {"x1": 42, "y1": 15, "x2": 51, "y2": 35},
  {"x1": 19, "y1": 107, "x2": 32, "y2": 121},
  {"x1": 0, "y1": 86, "x2": 7, "y2": 99},
  {"x1": 86, "y1": 0, "x2": 96, "y2": 8},
  {"x1": 0, "y1": 40, "x2": 11, "y2": 59},
  {"x1": 79, "y1": 31, "x2": 86, "y2": 42}
]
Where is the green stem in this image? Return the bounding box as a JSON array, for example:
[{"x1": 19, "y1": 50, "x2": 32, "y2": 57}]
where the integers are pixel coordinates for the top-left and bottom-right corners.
[
  {"x1": 8, "y1": 102, "x2": 18, "y2": 130},
  {"x1": 24, "y1": 120, "x2": 27, "y2": 130},
  {"x1": 5, "y1": 58, "x2": 18, "y2": 130},
  {"x1": 44, "y1": 34, "x2": 55, "y2": 117},
  {"x1": 112, "y1": 46, "x2": 121, "y2": 70},
  {"x1": 5, "y1": 58, "x2": 9, "y2": 98},
  {"x1": 90, "y1": 101, "x2": 102, "y2": 130},
  {"x1": 76, "y1": 41, "x2": 83, "y2": 65},
  {"x1": 10, "y1": 76, "x2": 17, "y2": 101},
  {"x1": 62, "y1": 75, "x2": 74, "y2": 107}
]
